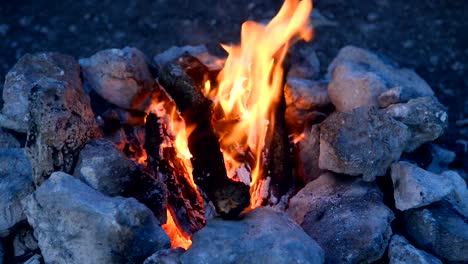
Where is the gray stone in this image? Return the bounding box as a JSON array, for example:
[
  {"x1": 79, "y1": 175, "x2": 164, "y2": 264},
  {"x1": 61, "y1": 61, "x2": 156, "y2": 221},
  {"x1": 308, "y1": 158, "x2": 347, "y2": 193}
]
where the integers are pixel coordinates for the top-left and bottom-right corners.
[
  {"x1": 319, "y1": 107, "x2": 410, "y2": 181},
  {"x1": 327, "y1": 46, "x2": 433, "y2": 112},
  {"x1": 1, "y1": 53, "x2": 83, "y2": 132},
  {"x1": 181, "y1": 207, "x2": 324, "y2": 264},
  {"x1": 288, "y1": 47, "x2": 320, "y2": 79},
  {"x1": 23, "y1": 254, "x2": 42, "y2": 264},
  {"x1": 297, "y1": 124, "x2": 324, "y2": 183},
  {"x1": 384, "y1": 97, "x2": 448, "y2": 152},
  {"x1": 287, "y1": 173, "x2": 394, "y2": 264},
  {"x1": 12, "y1": 226, "x2": 38, "y2": 258},
  {"x1": 0, "y1": 148, "x2": 33, "y2": 237},
  {"x1": 154, "y1": 45, "x2": 225, "y2": 72},
  {"x1": 390, "y1": 162, "x2": 454, "y2": 211},
  {"x1": 80, "y1": 47, "x2": 155, "y2": 111},
  {"x1": 388, "y1": 234, "x2": 442, "y2": 264},
  {"x1": 426, "y1": 144, "x2": 456, "y2": 174},
  {"x1": 143, "y1": 248, "x2": 184, "y2": 264},
  {"x1": 74, "y1": 138, "x2": 137, "y2": 196},
  {"x1": 0, "y1": 128, "x2": 20, "y2": 148},
  {"x1": 154, "y1": 45, "x2": 208, "y2": 67},
  {"x1": 285, "y1": 78, "x2": 330, "y2": 133},
  {"x1": 22, "y1": 172, "x2": 170, "y2": 264},
  {"x1": 404, "y1": 201, "x2": 468, "y2": 262},
  {"x1": 442, "y1": 170, "x2": 468, "y2": 217},
  {"x1": 25, "y1": 64, "x2": 99, "y2": 185}
]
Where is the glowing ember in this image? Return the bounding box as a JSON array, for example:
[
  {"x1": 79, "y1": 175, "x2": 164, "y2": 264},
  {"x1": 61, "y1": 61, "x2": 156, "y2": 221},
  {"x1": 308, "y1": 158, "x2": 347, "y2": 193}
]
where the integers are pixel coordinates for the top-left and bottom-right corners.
[
  {"x1": 209, "y1": 0, "x2": 313, "y2": 206},
  {"x1": 162, "y1": 209, "x2": 192, "y2": 250}
]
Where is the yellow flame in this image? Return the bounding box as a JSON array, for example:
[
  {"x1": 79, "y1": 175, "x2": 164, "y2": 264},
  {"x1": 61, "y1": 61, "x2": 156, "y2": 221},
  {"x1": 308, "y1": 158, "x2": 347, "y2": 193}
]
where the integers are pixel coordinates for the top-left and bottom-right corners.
[{"x1": 211, "y1": 0, "x2": 313, "y2": 206}]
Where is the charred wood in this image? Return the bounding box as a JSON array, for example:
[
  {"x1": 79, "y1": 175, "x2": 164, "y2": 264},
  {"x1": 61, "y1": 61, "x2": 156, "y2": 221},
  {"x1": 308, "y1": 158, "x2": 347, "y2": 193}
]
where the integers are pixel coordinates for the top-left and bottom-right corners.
[
  {"x1": 145, "y1": 113, "x2": 205, "y2": 234},
  {"x1": 158, "y1": 63, "x2": 250, "y2": 218}
]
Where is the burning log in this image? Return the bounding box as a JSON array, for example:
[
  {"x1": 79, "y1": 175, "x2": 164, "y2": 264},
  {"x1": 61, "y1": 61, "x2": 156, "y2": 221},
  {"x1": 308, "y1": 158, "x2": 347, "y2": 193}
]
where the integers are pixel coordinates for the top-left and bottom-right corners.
[
  {"x1": 256, "y1": 85, "x2": 294, "y2": 205},
  {"x1": 144, "y1": 113, "x2": 205, "y2": 234},
  {"x1": 158, "y1": 63, "x2": 250, "y2": 218}
]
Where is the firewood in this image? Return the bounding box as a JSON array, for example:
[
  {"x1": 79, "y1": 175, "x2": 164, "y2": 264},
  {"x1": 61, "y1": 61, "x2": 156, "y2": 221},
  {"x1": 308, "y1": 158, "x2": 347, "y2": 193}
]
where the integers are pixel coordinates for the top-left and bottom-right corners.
[
  {"x1": 159, "y1": 63, "x2": 250, "y2": 218},
  {"x1": 144, "y1": 113, "x2": 205, "y2": 233}
]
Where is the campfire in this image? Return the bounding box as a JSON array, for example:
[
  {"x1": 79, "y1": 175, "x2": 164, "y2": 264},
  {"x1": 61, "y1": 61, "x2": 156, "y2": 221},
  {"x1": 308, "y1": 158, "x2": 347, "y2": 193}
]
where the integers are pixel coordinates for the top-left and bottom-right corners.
[
  {"x1": 132, "y1": 0, "x2": 313, "y2": 249},
  {"x1": 0, "y1": 0, "x2": 466, "y2": 263}
]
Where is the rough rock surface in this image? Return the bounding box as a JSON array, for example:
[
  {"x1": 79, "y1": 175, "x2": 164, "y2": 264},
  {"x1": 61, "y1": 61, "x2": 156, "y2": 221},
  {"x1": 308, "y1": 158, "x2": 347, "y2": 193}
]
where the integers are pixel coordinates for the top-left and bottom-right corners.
[
  {"x1": 12, "y1": 225, "x2": 38, "y2": 258},
  {"x1": 23, "y1": 254, "x2": 42, "y2": 264},
  {"x1": 404, "y1": 201, "x2": 468, "y2": 263},
  {"x1": 384, "y1": 96, "x2": 448, "y2": 152},
  {"x1": 0, "y1": 148, "x2": 33, "y2": 237},
  {"x1": 143, "y1": 248, "x2": 184, "y2": 264},
  {"x1": 80, "y1": 47, "x2": 155, "y2": 111},
  {"x1": 180, "y1": 207, "x2": 324, "y2": 264},
  {"x1": 390, "y1": 162, "x2": 453, "y2": 211},
  {"x1": 0, "y1": 128, "x2": 20, "y2": 148},
  {"x1": 0, "y1": 53, "x2": 84, "y2": 132},
  {"x1": 442, "y1": 170, "x2": 468, "y2": 217},
  {"x1": 154, "y1": 45, "x2": 224, "y2": 72},
  {"x1": 426, "y1": 144, "x2": 456, "y2": 174},
  {"x1": 297, "y1": 124, "x2": 324, "y2": 183},
  {"x1": 73, "y1": 138, "x2": 137, "y2": 196},
  {"x1": 388, "y1": 234, "x2": 442, "y2": 264},
  {"x1": 319, "y1": 107, "x2": 410, "y2": 181},
  {"x1": 327, "y1": 46, "x2": 434, "y2": 112},
  {"x1": 22, "y1": 172, "x2": 170, "y2": 264},
  {"x1": 285, "y1": 78, "x2": 330, "y2": 134},
  {"x1": 25, "y1": 56, "x2": 99, "y2": 185},
  {"x1": 287, "y1": 173, "x2": 394, "y2": 264}
]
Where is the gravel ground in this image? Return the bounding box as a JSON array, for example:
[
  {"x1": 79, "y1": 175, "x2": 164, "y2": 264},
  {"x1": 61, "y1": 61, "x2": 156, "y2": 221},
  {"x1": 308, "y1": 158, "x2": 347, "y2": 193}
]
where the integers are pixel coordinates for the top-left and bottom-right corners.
[{"x1": 0, "y1": 0, "x2": 467, "y2": 170}]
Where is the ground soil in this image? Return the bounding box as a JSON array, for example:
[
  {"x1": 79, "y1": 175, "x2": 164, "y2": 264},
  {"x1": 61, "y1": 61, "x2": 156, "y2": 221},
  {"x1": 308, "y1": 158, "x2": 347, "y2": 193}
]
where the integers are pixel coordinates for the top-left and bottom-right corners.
[{"x1": 0, "y1": 0, "x2": 466, "y2": 171}]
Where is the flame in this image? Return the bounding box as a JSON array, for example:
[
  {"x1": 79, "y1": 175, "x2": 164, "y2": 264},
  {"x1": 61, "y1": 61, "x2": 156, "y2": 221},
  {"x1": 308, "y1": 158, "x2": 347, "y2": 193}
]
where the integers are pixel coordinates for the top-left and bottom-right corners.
[
  {"x1": 146, "y1": 99, "x2": 199, "y2": 248},
  {"x1": 210, "y1": 0, "x2": 313, "y2": 205},
  {"x1": 162, "y1": 209, "x2": 192, "y2": 250}
]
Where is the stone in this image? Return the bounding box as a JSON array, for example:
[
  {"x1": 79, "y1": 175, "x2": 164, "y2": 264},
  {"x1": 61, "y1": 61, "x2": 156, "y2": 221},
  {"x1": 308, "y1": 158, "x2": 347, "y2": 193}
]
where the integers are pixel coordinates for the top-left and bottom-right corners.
[
  {"x1": 80, "y1": 47, "x2": 155, "y2": 111},
  {"x1": 319, "y1": 107, "x2": 410, "y2": 181},
  {"x1": 327, "y1": 46, "x2": 433, "y2": 112},
  {"x1": 384, "y1": 97, "x2": 448, "y2": 152},
  {"x1": 73, "y1": 138, "x2": 137, "y2": 196},
  {"x1": 288, "y1": 46, "x2": 320, "y2": 79},
  {"x1": 143, "y1": 248, "x2": 184, "y2": 264},
  {"x1": 426, "y1": 144, "x2": 456, "y2": 174},
  {"x1": 0, "y1": 53, "x2": 84, "y2": 132},
  {"x1": 0, "y1": 128, "x2": 20, "y2": 148},
  {"x1": 0, "y1": 148, "x2": 33, "y2": 237},
  {"x1": 181, "y1": 207, "x2": 324, "y2": 264},
  {"x1": 404, "y1": 201, "x2": 468, "y2": 263},
  {"x1": 390, "y1": 162, "x2": 454, "y2": 211},
  {"x1": 22, "y1": 172, "x2": 170, "y2": 264},
  {"x1": 285, "y1": 78, "x2": 330, "y2": 134},
  {"x1": 154, "y1": 45, "x2": 208, "y2": 67},
  {"x1": 287, "y1": 173, "x2": 394, "y2": 264},
  {"x1": 12, "y1": 225, "x2": 38, "y2": 258},
  {"x1": 442, "y1": 170, "x2": 468, "y2": 217},
  {"x1": 25, "y1": 64, "x2": 99, "y2": 185},
  {"x1": 297, "y1": 124, "x2": 324, "y2": 183},
  {"x1": 23, "y1": 254, "x2": 42, "y2": 264},
  {"x1": 154, "y1": 45, "x2": 224, "y2": 72},
  {"x1": 388, "y1": 234, "x2": 442, "y2": 264}
]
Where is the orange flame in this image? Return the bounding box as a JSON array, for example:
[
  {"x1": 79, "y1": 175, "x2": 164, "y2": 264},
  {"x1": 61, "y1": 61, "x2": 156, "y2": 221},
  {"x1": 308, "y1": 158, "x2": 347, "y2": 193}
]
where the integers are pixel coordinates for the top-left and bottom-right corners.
[
  {"x1": 146, "y1": 99, "x2": 199, "y2": 249},
  {"x1": 211, "y1": 0, "x2": 313, "y2": 206},
  {"x1": 162, "y1": 209, "x2": 192, "y2": 250}
]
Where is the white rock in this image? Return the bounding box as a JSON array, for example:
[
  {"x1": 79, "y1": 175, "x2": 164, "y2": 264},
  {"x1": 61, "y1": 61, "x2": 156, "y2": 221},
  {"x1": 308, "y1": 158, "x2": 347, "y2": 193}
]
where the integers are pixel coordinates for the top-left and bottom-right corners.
[{"x1": 391, "y1": 162, "x2": 453, "y2": 211}]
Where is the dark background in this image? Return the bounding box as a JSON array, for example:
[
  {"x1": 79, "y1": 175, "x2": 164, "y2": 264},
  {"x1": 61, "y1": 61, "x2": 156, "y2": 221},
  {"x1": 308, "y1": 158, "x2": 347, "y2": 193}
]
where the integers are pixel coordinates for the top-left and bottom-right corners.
[{"x1": 0, "y1": 0, "x2": 467, "y2": 170}]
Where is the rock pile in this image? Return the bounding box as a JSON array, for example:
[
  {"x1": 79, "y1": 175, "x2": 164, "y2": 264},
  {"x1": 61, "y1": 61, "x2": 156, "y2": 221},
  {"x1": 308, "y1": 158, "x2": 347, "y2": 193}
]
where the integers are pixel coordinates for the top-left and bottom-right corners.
[{"x1": 0, "y1": 44, "x2": 464, "y2": 264}]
